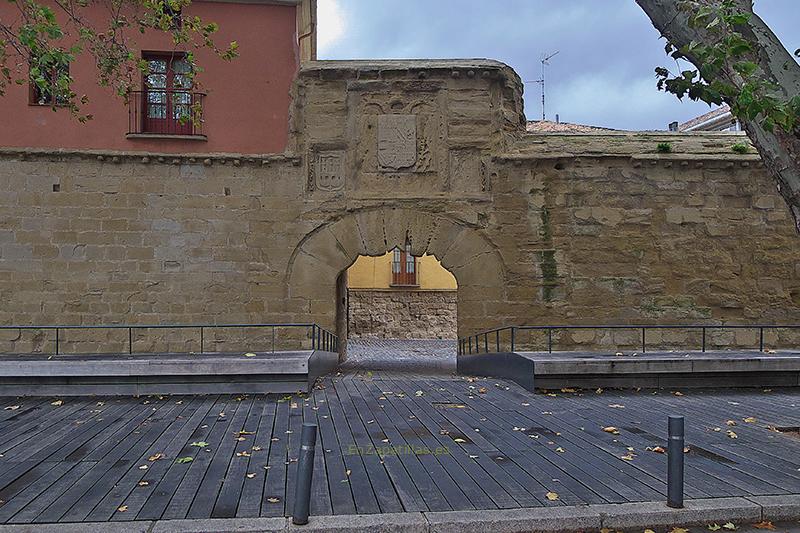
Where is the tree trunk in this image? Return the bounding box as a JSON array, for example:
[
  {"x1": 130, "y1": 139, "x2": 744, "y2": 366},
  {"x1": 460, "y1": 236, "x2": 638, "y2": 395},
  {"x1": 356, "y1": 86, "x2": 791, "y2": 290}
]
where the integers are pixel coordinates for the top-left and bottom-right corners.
[{"x1": 636, "y1": 0, "x2": 800, "y2": 232}]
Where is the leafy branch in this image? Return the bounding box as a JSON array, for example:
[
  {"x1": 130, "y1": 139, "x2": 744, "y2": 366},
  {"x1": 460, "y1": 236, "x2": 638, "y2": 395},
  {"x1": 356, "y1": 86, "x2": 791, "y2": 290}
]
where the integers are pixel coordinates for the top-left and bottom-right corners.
[{"x1": 655, "y1": 0, "x2": 799, "y2": 134}]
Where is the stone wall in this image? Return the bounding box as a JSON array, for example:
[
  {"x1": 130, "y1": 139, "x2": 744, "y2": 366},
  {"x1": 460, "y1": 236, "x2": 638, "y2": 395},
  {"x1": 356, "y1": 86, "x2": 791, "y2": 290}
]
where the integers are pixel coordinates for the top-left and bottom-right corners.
[
  {"x1": 1, "y1": 59, "x2": 799, "y2": 355},
  {"x1": 347, "y1": 289, "x2": 457, "y2": 339}
]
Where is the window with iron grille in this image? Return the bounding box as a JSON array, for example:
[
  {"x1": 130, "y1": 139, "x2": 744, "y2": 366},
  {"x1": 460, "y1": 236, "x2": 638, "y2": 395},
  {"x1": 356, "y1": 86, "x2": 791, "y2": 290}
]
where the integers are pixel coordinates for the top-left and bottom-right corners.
[{"x1": 391, "y1": 244, "x2": 418, "y2": 286}]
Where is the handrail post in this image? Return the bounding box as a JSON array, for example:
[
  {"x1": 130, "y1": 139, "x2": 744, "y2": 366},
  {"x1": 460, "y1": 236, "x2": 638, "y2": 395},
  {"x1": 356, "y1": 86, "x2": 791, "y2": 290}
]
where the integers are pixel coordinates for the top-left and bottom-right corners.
[
  {"x1": 484, "y1": 333, "x2": 488, "y2": 353},
  {"x1": 641, "y1": 327, "x2": 646, "y2": 354},
  {"x1": 200, "y1": 326, "x2": 204, "y2": 354},
  {"x1": 55, "y1": 327, "x2": 59, "y2": 356},
  {"x1": 468, "y1": 336, "x2": 472, "y2": 354},
  {"x1": 701, "y1": 327, "x2": 706, "y2": 352},
  {"x1": 129, "y1": 327, "x2": 133, "y2": 355},
  {"x1": 272, "y1": 326, "x2": 276, "y2": 353},
  {"x1": 511, "y1": 327, "x2": 516, "y2": 353},
  {"x1": 548, "y1": 328, "x2": 553, "y2": 353},
  {"x1": 496, "y1": 330, "x2": 500, "y2": 352},
  {"x1": 311, "y1": 325, "x2": 316, "y2": 350},
  {"x1": 759, "y1": 327, "x2": 764, "y2": 352}
]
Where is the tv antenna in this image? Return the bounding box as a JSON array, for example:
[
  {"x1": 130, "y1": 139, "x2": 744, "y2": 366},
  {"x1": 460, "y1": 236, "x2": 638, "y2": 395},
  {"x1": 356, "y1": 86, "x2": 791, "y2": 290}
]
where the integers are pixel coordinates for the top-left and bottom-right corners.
[{"x1": 526, "y1": 51, "x2": 559, "y2": 121}]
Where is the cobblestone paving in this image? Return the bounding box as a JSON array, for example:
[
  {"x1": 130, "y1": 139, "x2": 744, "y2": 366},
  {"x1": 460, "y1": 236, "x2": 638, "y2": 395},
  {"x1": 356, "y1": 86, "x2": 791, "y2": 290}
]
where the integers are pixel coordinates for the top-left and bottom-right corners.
[{"x1": 341, "y1": 338, "x2": 457, "y2": 373}]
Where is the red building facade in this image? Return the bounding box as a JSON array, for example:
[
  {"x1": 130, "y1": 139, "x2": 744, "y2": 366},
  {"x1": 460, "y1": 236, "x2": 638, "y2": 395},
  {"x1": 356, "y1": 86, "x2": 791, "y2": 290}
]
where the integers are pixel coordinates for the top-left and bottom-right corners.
[{"x1": 0, "y1": 0, "x2": 315, "y2": 154}]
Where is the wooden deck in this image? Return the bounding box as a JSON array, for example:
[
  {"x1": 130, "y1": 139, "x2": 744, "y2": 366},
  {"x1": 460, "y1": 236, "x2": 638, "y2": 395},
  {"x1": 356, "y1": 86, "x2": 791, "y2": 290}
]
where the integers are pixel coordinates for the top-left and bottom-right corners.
[{"x1": 0, "y1": 371, "x2": 799, "y2": 523}]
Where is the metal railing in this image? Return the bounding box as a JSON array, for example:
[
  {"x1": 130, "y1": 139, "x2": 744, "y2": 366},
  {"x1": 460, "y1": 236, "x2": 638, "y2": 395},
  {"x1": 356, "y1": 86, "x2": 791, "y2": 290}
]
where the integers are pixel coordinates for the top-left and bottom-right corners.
[
  {"x1": 457, "y1": 324, "x2": 800, "y2": 356},
  {"x1": 0, "y1": 323, "x2": 338, "y2": 356},
  {"x1": 127, "y1": 90, "x2": 206, "y2": 137}
]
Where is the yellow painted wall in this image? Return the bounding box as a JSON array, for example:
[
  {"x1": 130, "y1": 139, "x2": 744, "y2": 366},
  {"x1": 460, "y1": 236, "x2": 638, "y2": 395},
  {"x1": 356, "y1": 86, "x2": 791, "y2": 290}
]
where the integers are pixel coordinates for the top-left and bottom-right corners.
[{"x1": 347, "y1": 252, "x2": 457, "y2": 290}]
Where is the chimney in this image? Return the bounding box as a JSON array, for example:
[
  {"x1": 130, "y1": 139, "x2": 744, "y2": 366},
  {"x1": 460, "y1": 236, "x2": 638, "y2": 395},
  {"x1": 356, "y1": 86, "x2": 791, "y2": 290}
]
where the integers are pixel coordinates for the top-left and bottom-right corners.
[{"x1": 668, "y1": 121, "x2": 679, "y2": 132}]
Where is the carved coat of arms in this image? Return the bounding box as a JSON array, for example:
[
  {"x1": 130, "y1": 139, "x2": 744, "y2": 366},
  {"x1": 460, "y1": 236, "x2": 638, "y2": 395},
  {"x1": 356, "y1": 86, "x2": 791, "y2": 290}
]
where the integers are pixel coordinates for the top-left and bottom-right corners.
[
  {"x1": 377, "y1": 115, "x2": 417, "y2": 171},
  {"x1": 314, "y1": 151, "x2": 345, "y2": 191}
]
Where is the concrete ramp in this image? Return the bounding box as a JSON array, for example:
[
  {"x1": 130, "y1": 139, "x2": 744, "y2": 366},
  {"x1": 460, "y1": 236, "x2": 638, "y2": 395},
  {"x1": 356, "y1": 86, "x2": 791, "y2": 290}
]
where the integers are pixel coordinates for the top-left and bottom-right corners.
[
  {"x1": 458, "y1": 350, "x2": 800, "y2": 391},
  {"x1": 0, "y1": 350, "x2": 339, "y2": 396}
]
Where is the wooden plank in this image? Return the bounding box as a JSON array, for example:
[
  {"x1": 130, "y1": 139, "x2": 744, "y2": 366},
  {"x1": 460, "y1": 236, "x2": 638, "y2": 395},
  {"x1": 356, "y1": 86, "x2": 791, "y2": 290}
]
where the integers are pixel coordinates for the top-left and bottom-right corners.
[
  {"x1": 5, "y1": 462, "x2": 96, "y2": 524},
  {"x1": 304, "y1": 389, "x2": 333, "y2": 517},
  {"x1": 236, "y1": 396, "x2": 280, "y2": 517},
  {"x1": 323, "y1": 384, "x2": 381, "y2": 514},
  {"x1": 338, "y1": 378, "x2": 426, "y2": 512},
  {"x1": 0, "y1": 462, "x2": 75, "y2": 522},
  {"x1": 212, "y1": 396, "x2": 263, "y2": 518},
  {"x1": 261, "y1": 396, "x2": 290, "y2": 517},
  {"x1": 284, "y1": 393, "x2": 305, "y2": 518},
  {"x1": 310, "y1": 389, "x2": 356, "y2": 516},
  {"x1": 88, "y1": 396, "x2": 216, "y2": 522},
  {"x1": 158, "y1": 396, "x2": 244, "y2": 520},
  {"x1": 186, "y1": 396, "x2": 254, "y2": 519},
  {"x1": 135, "y1": 396, "x2": 228, "y2": 520}
]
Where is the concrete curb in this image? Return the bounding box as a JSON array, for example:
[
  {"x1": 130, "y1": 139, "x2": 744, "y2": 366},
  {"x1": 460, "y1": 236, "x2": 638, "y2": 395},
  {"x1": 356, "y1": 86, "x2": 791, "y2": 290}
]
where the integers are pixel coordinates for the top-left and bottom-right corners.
[{"x1": 0, "y1": 497, "x2": 797, "y2": 533}]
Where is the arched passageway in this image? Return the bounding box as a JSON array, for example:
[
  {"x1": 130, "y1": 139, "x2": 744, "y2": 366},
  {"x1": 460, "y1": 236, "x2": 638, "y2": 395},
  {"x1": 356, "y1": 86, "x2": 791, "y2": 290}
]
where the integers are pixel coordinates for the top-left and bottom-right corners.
[{"x1": 286, "y1": 207, "x2": 507, "y2": 361}]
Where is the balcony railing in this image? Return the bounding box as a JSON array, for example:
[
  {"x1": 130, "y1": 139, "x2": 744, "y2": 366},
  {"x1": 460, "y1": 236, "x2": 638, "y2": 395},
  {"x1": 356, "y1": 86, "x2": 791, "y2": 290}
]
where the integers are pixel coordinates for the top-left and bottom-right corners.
[{"x1": 127, "y1": 90, "x2": 206, "y2": 137}]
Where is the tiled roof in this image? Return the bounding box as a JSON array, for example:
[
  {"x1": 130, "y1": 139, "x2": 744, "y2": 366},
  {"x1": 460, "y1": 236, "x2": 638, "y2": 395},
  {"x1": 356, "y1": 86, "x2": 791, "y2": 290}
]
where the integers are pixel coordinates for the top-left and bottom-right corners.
[
  {"x1": 678, "y1": 104, "x2": 733, "y2": 131},
  {"x1": 526, "y1": 120, "x2": 617, "y2": 133}
]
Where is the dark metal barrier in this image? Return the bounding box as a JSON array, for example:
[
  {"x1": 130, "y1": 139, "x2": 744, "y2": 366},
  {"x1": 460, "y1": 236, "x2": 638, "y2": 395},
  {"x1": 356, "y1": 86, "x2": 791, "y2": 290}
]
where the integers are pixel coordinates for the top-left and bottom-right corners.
[
  {"x1": 0, "y1": 323, "x2": 338, "y2": 356},
  {"x1": 457, "y1": 324, "x2": 800, "y2": 355}
]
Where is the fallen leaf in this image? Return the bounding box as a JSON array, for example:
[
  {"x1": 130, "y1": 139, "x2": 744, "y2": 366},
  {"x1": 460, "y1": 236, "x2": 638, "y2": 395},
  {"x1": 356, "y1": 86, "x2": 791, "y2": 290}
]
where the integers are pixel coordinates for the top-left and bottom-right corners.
[
  {"x1": 453, "y1": 438, "x2": 466, "y2": 443},
  {"x1": 545, "y1": 491, "x2": 559, "y2": 501},
  {"x1": 176, "y1": 457, "x2": 194, "y2": 464},
  {"x1": 4, "y1": 405, "x2": 20, "y2": 411},
  {"x1": 595, "y1": 388, "x2": 604, "y2": 394},
  {"x1": 722, "y1": 523, "x2": 738, "y2": 531},
  {"x1": 708, "y1": 524, "x2": 722, "y2": 531},
  {"x1": 148, "y1": 453, "x2": 165, "y2": 462},
  {"x1": 672, "y1": 391, "x2": 684, "y2": 396},
  {"x1": 415, "y1": 390, "x2": 424, "y2": 397},
  {"x1": 190, "y1": 441, "x2": 209, "y2": 448},
  {"x1": 645, "y1": 529, "x2": 656, "y2": 533},
  {"x1": 236, "y1": 451, "x2": 251, "y2": 457},
  {"x1": 51, "y1": 400, "x2": 63, "y2": 406},
  {"x1": 246, "y1": 473, "x2": 256, "y2": 479},
  {"x1": 345, "y1": 469, "x2": 351, "y2": 476},
  {"x1": 138, "y1": 465, "x2": 148, "y2": 470},
  {"x1": 743, "y1": 417, "x2": 757, "y2": 423},
  {"x1": 243, "y1": 352, "x2": 257, "y2": 357},
  {"x1": 753, "y1": 522, "x2": 776, "y2": 530},
  {"x1": 726, "y1": 430, "x2": 738, "y2": 439},
  {"x1": 555, "y1": 447, "x2": 566, "y2": 453},
  {"x1": 560, "y1": 388, "x2": 577, "y2": 393},
  {"x1": 267, "y1": 497, "x2": 280, "y2": 503},
  {"x1": 117, "y1": 505, "x2": 128, "y2": 512},
  {"x1": 647, "y1": 446, "x2": 666, "y2": 454},
  {"x1": 620, "y1": 453, "x2": 636, "y2": 461},
  {"x1": 138, "y1": 480, "x2": 149, "y2": 487},
  {"x1": 670, "y1": 528, "x2": 689, "y2": 533},
  {"x1": 478, "y1": 387, "x2": 488, "y2": 394},
  {"x1": 726, "y1": 420, "x2": 737, "y2": 426},
  {"x1": 252, "y1": 446, "x2": 262, "y2": 451},
  {"x1": 602, "y1": 426, "x2": 620, "y2": 435},
  {"x1": 608, "y1": 404, "x2": 625, "y2": 409}
]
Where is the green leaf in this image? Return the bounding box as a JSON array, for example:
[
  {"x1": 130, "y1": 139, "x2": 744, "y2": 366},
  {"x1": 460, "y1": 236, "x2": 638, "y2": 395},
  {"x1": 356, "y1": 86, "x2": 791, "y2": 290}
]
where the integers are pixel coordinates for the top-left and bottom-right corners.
[
  {"x1": 733, "y1": 61, "x2": 759, "y2": 77},
  {"x1": 176, "y1": 456, "x2": 194, "y2": 463},
  {"x1": 190, "y1": 441, "x2": 209, "y2": 448}
]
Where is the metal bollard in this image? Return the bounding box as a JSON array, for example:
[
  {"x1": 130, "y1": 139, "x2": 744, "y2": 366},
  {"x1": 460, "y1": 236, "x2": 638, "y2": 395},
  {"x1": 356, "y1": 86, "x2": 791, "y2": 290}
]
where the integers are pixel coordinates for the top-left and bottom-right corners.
[
  {"x1": 292, "y1": 423, "x2": 318, "y2": 525},
  {"x1": 667, "y1": 415, "x2": 685, "y2": 508}
]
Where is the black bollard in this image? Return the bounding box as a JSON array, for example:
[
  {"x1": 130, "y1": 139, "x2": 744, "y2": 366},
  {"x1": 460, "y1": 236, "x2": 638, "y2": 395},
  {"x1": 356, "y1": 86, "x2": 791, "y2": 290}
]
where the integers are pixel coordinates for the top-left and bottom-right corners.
[
  {"x1": 667, "y1": 415, "x2": 685, "y2": 508},
  {"x1": 292, "y1": 423, "x2": 318, "y2": 525}
]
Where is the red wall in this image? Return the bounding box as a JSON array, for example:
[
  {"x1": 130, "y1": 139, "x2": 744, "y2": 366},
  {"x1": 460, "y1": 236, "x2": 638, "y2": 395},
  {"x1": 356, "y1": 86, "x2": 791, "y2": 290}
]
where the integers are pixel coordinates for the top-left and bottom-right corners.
[{"x1": 0, "y1": 1, "x2": 298, "y2": 154}]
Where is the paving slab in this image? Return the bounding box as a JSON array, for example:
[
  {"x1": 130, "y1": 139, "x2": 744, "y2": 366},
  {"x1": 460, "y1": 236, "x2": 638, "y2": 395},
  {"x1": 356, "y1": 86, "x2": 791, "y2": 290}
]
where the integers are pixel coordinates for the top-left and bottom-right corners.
[
  {"x1": 598, "y1": 498, "x2": 762, "y2": 529},
  {"x1": 288, "y1": 512, "x2": 427, "y2": 532},
  {"x1": 0, "y1": 523, "x2": 153, "y2": 532},
  {"x1": 749, "y1": 495, "x2": 800, "y2": 521},
  {"x1": 424, "y1": 506, "x2": 601, "y2": 533},
  {"x1": 151, "y1": 517, "x2": 288, "y2": 532}
]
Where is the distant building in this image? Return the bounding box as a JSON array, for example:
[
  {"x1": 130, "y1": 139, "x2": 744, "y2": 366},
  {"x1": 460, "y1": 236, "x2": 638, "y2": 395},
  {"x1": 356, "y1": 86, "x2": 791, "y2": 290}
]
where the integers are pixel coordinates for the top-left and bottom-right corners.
[{"x1": 671, "y1": 104, "x2": 741, "y2": 132}]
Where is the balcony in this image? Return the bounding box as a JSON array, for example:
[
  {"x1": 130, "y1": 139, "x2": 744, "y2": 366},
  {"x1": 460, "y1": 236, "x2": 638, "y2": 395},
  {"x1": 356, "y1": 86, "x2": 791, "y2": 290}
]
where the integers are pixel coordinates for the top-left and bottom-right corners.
[{"x1": 127, "y1": 90, "x2": 206, "y2": 139}]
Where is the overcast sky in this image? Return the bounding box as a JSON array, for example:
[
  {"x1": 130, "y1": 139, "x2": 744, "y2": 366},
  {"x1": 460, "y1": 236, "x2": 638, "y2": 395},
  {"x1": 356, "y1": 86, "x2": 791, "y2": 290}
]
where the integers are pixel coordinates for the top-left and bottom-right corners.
[{"x1": 316, "y1": 1, "x2": 800, "y2": 131}]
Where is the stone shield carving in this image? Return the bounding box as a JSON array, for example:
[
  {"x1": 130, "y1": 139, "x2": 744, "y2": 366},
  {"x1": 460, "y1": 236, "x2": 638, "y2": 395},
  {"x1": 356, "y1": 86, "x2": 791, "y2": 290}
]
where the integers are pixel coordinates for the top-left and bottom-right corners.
[
  {"x1": 377, "y1": 115, "x2": 417, "y2": 171},
  {"x1": 314, "y1": 151, "x2": 345, "y2": 191}
]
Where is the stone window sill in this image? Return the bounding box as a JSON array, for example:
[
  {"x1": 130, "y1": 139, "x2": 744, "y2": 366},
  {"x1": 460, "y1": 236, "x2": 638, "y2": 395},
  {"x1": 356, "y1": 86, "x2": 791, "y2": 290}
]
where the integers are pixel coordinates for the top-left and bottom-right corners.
[{"x1": 126, "y1": 133, "x2": 207, "y2": 141}]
